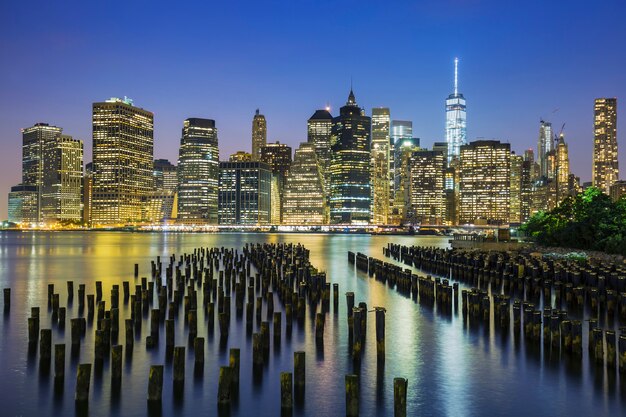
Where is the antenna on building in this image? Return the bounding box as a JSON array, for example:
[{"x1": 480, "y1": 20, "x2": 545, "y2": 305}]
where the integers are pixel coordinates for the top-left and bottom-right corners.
[{"x1": 454, "y1": 57, "x2": 459, "y2": 96}]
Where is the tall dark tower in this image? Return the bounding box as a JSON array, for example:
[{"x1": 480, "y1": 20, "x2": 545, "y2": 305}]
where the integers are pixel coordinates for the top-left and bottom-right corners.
[{"x1": 329, "y1": 89, "x2": 371, "y2": 224}]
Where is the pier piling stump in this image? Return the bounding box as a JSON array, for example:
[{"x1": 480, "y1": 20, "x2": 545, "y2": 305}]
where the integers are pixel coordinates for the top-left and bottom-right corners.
[
  {"x1": 229, "y1": 348, "x2": 240, "y2": 390},
  {"x1": 147, "y1": 365, "x2": 164, "y2": 403},
  {"x1": 111, "y1": 345, "x2": 122, "y2": 383},
  {"x1": 280, "y1": 372, "x2": 293, "y2": 410},
  {"x1": 173, "y1": 346, "x2": 185, "y2": 383},
  {"x1": 75, "y1": 363, "x2": 91, "y2": 403},
  {"x1": 217, "y1": 366, "x2": 233, "y2": 405},
  {"x1": 394, "y1": 377, "x2": 408, "y2": 417},
  {"x1": 345, "y1": 374, "x2": 359, "y2": 417},
  {"x1": 54, "y1": 344, "x2": 65, "y2": 379}
]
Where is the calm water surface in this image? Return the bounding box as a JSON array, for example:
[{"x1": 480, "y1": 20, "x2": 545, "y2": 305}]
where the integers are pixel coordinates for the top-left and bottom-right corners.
[{"x1": 0, "y1": 231, "x2": 624, "y2": 416}]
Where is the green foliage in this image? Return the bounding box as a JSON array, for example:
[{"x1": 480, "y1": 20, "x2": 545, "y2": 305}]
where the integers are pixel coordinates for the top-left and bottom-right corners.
[{"x1": 521, "y1": 187, "x2": 626, "y2": 255}]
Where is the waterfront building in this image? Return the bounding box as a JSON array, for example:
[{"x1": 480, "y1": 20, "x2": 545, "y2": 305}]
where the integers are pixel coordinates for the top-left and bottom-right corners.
[
  {"x1": 92, "y1": 97, "x2": 154, "y2": 225},
  {"x1": 307, "y1": 109, "x2": 333, "y2": 192},
  {"x1": 555, "y1": 134, "x2": 571, "y2": 201},
  {"x1": 392, "y1": 137, "x2": 420, "y2": 224},
  {"x1": 176, "y1": 118, "x2": 219, "y2": 224},
  {"x1": 260, "y1": 142, "x2": 292, "y2": 223},
  {"x1": 371, "y1": 107, "x2": 391, "y2": 224},
  {"x1": 445, "y1": 58, "x2": 467, "y2": 165},
  {"x1": 593, "y1": 98, "x2": 618, "y2": 194},
  {"x1": 148, "y1": 159, "x2": 177, "y2": 223},
  {"x1": 538, "y1": 120, "x2": 553, "y2": 179},
  {"x1": 41, "y1": 134, "x2": 83, "y2": 224},
  {"x1": 154, "y1": 159, "x2": 178, "y2": 193},
  {"x1": 407, "y1": 150, "x2": 445, "y2": 225},
  {"x1": 230, "y1": 151, "x2": 252, "y2": 162},
  {"x1": 389, "y1": 120, "x2": 413, "y2": 224},
  {"x1": 510, "y1": 153, "x2": 532, "y2": 224},
  {"x1": 459, "y1": 140, "x2": 510, "y2": 225},
  {"x1": 218, "y1": 161, "x2": 272, "y2": 225},
  {"x1": 443, "y1": 158, "x2": 460, "y2": 225},
  {"x1": 7, "y1": 184, "x2": 38, "y2": 225},
  {"x1": 83, "y1": 163, "x2": 93, "y2": 227},
  {"x1": 329, "y1": 89, "x2": 371, "y2": 224},
  {"x1": 609, "y1": 180, "x2": 626, "y2": 202},
  {"x1": 251, "y1": 109, "x2": 267, "y2": 161},
  {"x1": 282, "y1": 142, "x2": 327, "y2": 224}
]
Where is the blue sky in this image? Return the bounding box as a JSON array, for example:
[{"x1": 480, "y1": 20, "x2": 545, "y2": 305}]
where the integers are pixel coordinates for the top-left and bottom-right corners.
[{"x1": 0, "y1": 0, "x2": 624, "y2": 218}]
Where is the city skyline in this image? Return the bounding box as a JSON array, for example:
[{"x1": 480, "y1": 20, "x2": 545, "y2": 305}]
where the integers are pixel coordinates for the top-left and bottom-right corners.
[{"x1": 1, "y1": 1, "x2": 625, "y2": 219}]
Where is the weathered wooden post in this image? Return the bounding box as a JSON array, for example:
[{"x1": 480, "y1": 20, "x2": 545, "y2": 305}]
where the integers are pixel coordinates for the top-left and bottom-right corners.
[
  {"x1": 188, "y1": 309, "x2": 198, "y2": 337},
  {"x1": 345, "y1": 374, "x2": 359, "y2": 417},
  {"x1": 3, "y1": 288, "x2": 10, "y2": 310},
  {"x1": 229, "y1": 348, "x2": 240, "y2": 391},
  {"x1": 194, "y1": 337, "x2": 204, "y2": 366},
  {"x1": 394, "y1": 377, "x2": 408, "y2": 417},
  {"x1": 147, "y1": 365, "x2": 164, "y2": 403},
  {"x1": 376, "y1": 307, "x2": 385, "y2": 361},
  {"x1": 217, "y1": 366, "x2": 233, "y2": 405},
  {"x1": 28, "y1": 317, "x2": 39, "y2": 344},
  {"x1": 219, "y1": 312, "x2": 229, "y2": 339},
  {"x1": 125, "y1": 319, "x2": 134, "y2": 349},
  {"x1": 40, "y1": 329, "x2": 52, "y2": 361},
  {"x1": 96, "y1": 281, "x2": 102, "y2": 300},
  {"x1": 593, "y1": 328, "x2": 604, "y2": 365},
  {"x1": 333, "y1": 283, "x2": 339, "y2": 311},
  {"x1": 352, "y1": 307, "x2": 362, "y2": 357},
  {"x1": 606, "y1": 330, "x2": 616, "y2": 367},
  {"x1": 78, "y1": 284, "x2": 85, "y2": 308},
  {"x1": 173, "y1": 346, "x2": 185, "y2": 383},
  {"x1": 274, "y1": 312, "x2": 282, "y2": 345},
  {"x1": 619, "y1": 334, "x2": 626, "y2": 373},
  {"x1": 315, "y1": 313, "x2": 324, "y2": 340},
  {"x1": 87, "y1": 294, "x2": 95, "y2": 316},
  {"x1": 111, "y1": 345, "x2": 122, "y2": 384},
  {"x1": 54, "y1": 344, "x2": 65, "y2": 380},
  {"x1": 572, "y1": 320, "x2": 582, "y2": 356},
  {"x1": 294, "y1": 351, "x2": 305, "y2": 392},
  {"x1": 252, "y1": 333, "x2": 264, "y2": 366},
  {"x1": 281, "y1": 372, "x2": 293, "y2": 411},
  {"x1": 165, "y1": 319, "x2": 174, "y2": 348},
  {"x1": 75, "y1": 363, "x2": 91, "y2": 403}
]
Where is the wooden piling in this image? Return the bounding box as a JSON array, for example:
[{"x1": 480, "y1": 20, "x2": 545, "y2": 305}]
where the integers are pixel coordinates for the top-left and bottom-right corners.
[
  {"x1": 345, "y1": 374, "x2": 359, "y2": 417},
  {"x1": 375, "y1": 307, "x2": 385, "y2": 361},
  {"x1": 147, "y1": 365, "x2": 163, "y2": 403},
  {"x1": 315, "y1": 313, "x2": 324, "y2": 340},
  {"x1": 252, "y1": 333, "x2": 264, "y2": 366},
  {"x1": 3, "y1": 288, "x2": 10, "y2": 310},
  {"x1": 294, "y1": 351, "x2": 305, "y2": 390},
  {"x1": 173, "y1": 346, "x2": 185, "y2": 382},
  {"x1": 606, "y1": 330, "x2": 616, "y2": 367},
  {"x1": 111, "y1": 345, "x2": 122, "y2": 383},
  {"x1": 280, "y1": 372, "x2": 293, "y2": 410},
  {"x1": 619, "y1": 334, "x2": 626, "y2": 373},
  {"x1": 217, "y1": 366, "x2": 233, "y2": 405},
  {"x1": 54, "y1": 344, "x2": 65, "y2": 379},
  {"x1": 75, "y1": 363, "x2": 91, "y2": 403},
  {"x1": 40, "y1": 329, "x2": 52, "y2": 360},
  {"x1": 28, "y1": 317, "x2": 39, "y2": 343},
  {"x1": 229, "y1": 348, "x2": 240, "y2": 390},
  {"x1": 394, "y1": 378, "x2": 408, "y2": 417}
]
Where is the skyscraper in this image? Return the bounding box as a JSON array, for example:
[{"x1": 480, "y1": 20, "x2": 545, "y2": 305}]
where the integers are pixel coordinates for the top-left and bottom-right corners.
[
  {"x1": 459, "y1": 140, "x2": 510, "y2": 225},
  {"x1": 555, "y1": 133, "x2": 570, "y2": 200},
  {"x1": 21, "y1": 122, "x2": 63, "y2": 222},
  {"x1": 537, "y1": 120, "x2": 553, "y2": 179},
  {"x1": 7, "y1": 185, "x2": 38, "y2": 225},
  {"x1": 307, "y1": 109, "x2": 333, "y2": 192},
  {"x1": 329, "y1": 89, "x2": 371, "y2": 224},
  {"x1": 282, "y1": 142, "x2": 327, "y2": 225},
  {"x1": 41, "y1": 134, "x2": 83, "y2": 224},
  {"x1": 147, "y1": 159, "x2": 177, "y2": 223},
  {"x1": 154, "y1": 159, "x2": 178, "y2": 194},
  {"x1": 393, "y1": 137, "x2": 420, "y2": 224},
  {"x1": 389, "y1": 120, "x2": 413, "y2": 222},
  {"x1": 593, "y1": 98, "x2": 618, "y2": 194},
  {"x1": 445, "y1": 58, "x2": 467, "y2": 164},
  {"x1": 92, "y1": 97, "x2": 154, "y2": 225},
  {"x1": 510, "y1": 153, "x2": 531, "y2": 224},
  {"x1": 407, "y1": 150, "x2": 445, "y2": 225},
  {"x1": 371, "y1": 107, "x2": 391, "y2": 224},
  {"x1": 252, "y1": 109, "x2": 267, "y2": 161},
  {"x1": 176, "y1": 118, "x2": 219, "y2": 224},
  {"x1": 260, "y1": 142, "x2": 292, "y2": 223},
  {"x1": 218, "y1": 161, "x2": 272, "y2": 225}
]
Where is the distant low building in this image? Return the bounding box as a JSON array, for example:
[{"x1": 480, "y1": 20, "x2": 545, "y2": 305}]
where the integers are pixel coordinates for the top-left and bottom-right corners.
[
  {"x1": 8, "y1": 184, "x2": 38, "y2": 225},
  {"x1": 610, "y1": 180, "x2": 626, "y2": 202},
  {"x1": 218, "y1": 161, "x2": 272, "y2": 225}
]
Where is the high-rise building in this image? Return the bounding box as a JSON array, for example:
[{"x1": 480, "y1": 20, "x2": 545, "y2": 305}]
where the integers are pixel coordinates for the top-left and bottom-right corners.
[
  {"x1": 41, "y1": 134, "x2": 83, "y2": 224},
  {"x1": 154, "y1": 159, "x2": 178, "y2": 194},
  {"x1": 260, "y1": 142, "x2": 292, "y2": 223},
  {"x1": 407, "y1": 150, "x2": 445, "y2": 225},
  {"x1": 176, "y1": 118, "x2": 219, "y2": 224},
  {"x1": 392, "y1": 137, "x2": 420, "y2": 224},
  {"x1": 92, "y1": 97, "x2": 154, "y2": 225},
  {"x1": 7, "y1": 184, "x2": 38, "y2": 225},
  {"x1": 555, "y1": 134, "x2": 570, "y2": 201},
  {"x1": 593, "y1": 98, "x2": 618, "y2": 194},
  {"x1": 538, "y1": 120, "x2": 553, "y2": 179},
  {"x1": 251, "y1": 109, "x2": 267, "y2": 161},
  {"x1": 83, "y1": 163, "x2": 93, "y2": 227},
  {"x1": 147, "y1": 159, "x2": 177, "y2": 223},
  {"x1": 459, "y1": 140, "x2": 510, "y2": 225},
  {"x1": 218, "y1": 161, "x2": 272, "y2": 225},
  {"x1": 445, "y1": 58, "x2": 467, "y2": 165},
  {"x1": 443, "y1": 158, "x2": 460, "y2": 225},
  {"x1": 307, "y1": 109, "x2": 333, "y2": 192},
  {"x1": 389, "y1": 120, "x2": 413, "y2": 223},
  {"x1": 510, "y1": 153, "x2": 532, "y2": 224},
  {"x1": 371, "y1": 107, "x2": 391, "y2": 224},
  {"x1": 282, "y1": 142, "x2": 327, "y2": 225},
  {"x1": 609, "y1": 180, "x2": 626, "y2": 202},
  {"x1": 21, "y1": 123, "x2": 63, "y2": 222},
  {"x1": 329, "y1": 89, "x2": 371, "y2": 224}
]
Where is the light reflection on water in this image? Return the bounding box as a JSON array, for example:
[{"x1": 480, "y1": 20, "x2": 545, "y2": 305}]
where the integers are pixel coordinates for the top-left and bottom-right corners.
[{"x1": 0, "y1": 231, "x2": 624, "y2": 417}]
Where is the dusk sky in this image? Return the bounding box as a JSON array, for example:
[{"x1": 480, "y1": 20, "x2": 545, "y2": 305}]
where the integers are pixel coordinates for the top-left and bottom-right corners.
[{"x1": 1, "y1": 0, "x2": 625, "y2": 219}]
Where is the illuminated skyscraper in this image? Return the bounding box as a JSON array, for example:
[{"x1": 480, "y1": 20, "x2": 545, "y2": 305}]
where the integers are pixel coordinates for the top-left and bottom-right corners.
[
  {"x1": 92, "y1": 97, "x2": 154, "y2": 225},
  {"x1": 146, "y1": 159, "x2": 177, "y2": 223},
  {"x1": 307, "y1": 109, "x2": 333, "y2": 191},
  {"x1": 393, "y1": 137, "x2": 420, "y2": 224},
  {"x1": 445, "y1": 58, "x2": 467, "y2": 164},
  {"x1": 371, "y1": 107, "x2": 391, "y2": 224},
  {"x1": 260, "y1": 142, "x2": 292, "y2": 224},
  {"x1": 593, "y1": 98, "x2": 618, "y2": 194},
  {"x1": 510, "y1": 153, "x2": 532, "y2": 224},
  {"x1": 21, "y1": 122, "x2": 63, "y2": 222},
  {"x1": 7, "y1": 185, "x2": 38, "y2": 225},
  {"x1": 218, "y1": 161, "x2": 272, "y2": 225},
  {"x1": 459, "y1": 140, "x2": 510, "y2": 225},
  {"x1": 538, "y1": 120, "x2": 553, "y2": 178},
  {"x1": 329, "y1": 89, "x2": 371, "y2": 224},
  {"x1": 407, "y1": 150, "x2": 445, "y2": 225},
  {"x1": 555, "y1": 134, "x2": 570, "y2": 200},
  {"x1": 283, "y1": 142, "x2": 327, "y2": 225},
  {"x1": 176, "y1": 118, "x2": 219, "y2": 224},
  {"x1": 41, "y1": 134, "x2": 83, "y2": 224},
  {"x1": 252, "y1": 109, "x2": 267, "y2": 161},
  {"x1": 389, "y1": 120, "x2": 413, "y2": 223},
  {"x1": 83, "y1": 163, "x2": 93, "y2": 227},
  {"x1": 154, "y1": 159, "x2": 178, "y2": 194}
]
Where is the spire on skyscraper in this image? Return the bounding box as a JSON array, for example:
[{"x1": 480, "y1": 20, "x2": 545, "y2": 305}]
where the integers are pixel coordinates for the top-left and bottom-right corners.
[
  {"x1": 347, "y1": 88, "x2": 356, "y2": 106},
  {"x1": 454, "y1": 57, "x2": 459, "y2": 96}
]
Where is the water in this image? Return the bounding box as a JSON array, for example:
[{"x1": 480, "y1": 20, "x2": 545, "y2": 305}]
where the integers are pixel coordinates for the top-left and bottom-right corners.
[{"x1": 0, "y1": 231, "x2": 624, "y2": 417}]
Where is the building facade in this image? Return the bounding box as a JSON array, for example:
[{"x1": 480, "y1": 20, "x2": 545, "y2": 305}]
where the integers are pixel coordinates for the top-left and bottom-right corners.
[
  {"x1": 176, "y1": 118, "x2": 219, "y2": 224},
  {"x1": 251, "y1": 109, "x2": 267, "y2": 161},
  {"x1": 510, "y1": 153, "x2": 532, "y2": 224},
  {"x1": 459, "y1": 140, "x2": 511, "y2": 225},
  {"x1": 392, "y1": 137, "x2": 420, "y2": 224},
  {"x1": 92, "y1": 97, "x2": 154, "y2": 225},
  {"x1": 445, "y1": 58, "x2": 467, "y2": 164},
  {"x1": 593, "y1": 98, "x2": 618, "y2": 194},
  {"x1": 329, "y1": 90, "x2": 371, "y2": 224},
  {"x1": 537, "y1": 120, "x2": 553, "y2": 179},
  {"x1": 371, "y1": 107, "x2": 391, "y2": 224},
  {"x1": 307, "y1": 109, "x2": 333, "y2": 193},
  {"x1": 260, "y1": 142, "x2": 292, "y2": 223},
  {"x1": 407, "y1": 150, "x2": 445, "y2": 225},
  {"x1": 218, "y1": 161, "x2": 272, "y2": 225},
  {"x1": 7, "y1": 184, "x2": 38, "y2": 225},
  {"x1": 282, "y1": 142, "x2": 327, "y2": 225}
]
